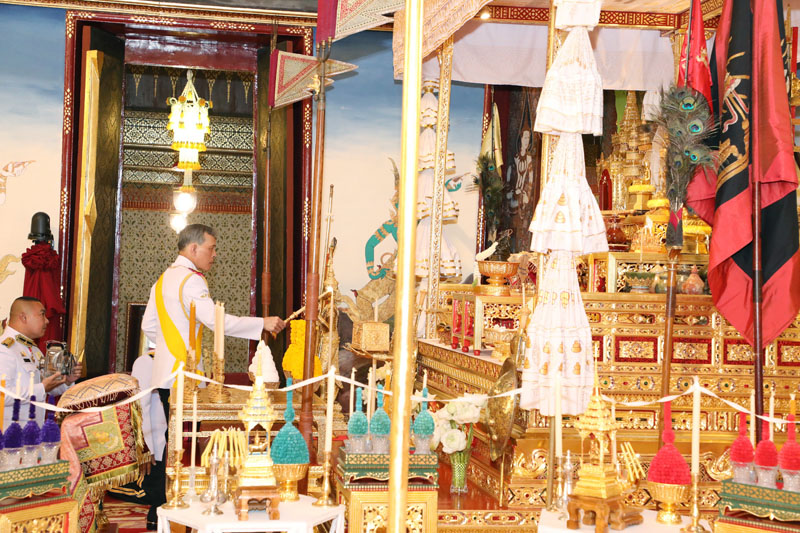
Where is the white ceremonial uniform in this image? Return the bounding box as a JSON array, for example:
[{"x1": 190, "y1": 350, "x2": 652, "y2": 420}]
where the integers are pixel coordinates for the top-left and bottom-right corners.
[
  {"x1": 0, "y1": 326, "x2": 68, "y2": 429},
  {"x1": 131, "y1": 352, "x2": 167, "y2": 461},
  {"x1": 142, "y1": 255, "x2": 263, "y2": 387}
]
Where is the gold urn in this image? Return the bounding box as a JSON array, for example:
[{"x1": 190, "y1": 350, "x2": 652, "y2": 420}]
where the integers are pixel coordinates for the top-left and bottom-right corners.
[
  {"x1": 477, "y1": 261, "x2": 519, "y2": 296},
  {"x1": 647, "y1": 481, "x2": 689, "y2": 524},
  {"x1": 273, "y1": 463, "x2": 309, "y2": 501}
]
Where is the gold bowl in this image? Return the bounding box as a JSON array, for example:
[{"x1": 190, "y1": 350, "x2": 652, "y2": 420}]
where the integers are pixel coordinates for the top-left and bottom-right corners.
[
  {"x1": 647, "y1": 481, "x2": 689, "y2": 524},
  {"x1": 273, "y1": 463, "x2": 309, "y2": 501},
  {"x1": 477, "y1": 261, "x2": 519, "y2": 296}
]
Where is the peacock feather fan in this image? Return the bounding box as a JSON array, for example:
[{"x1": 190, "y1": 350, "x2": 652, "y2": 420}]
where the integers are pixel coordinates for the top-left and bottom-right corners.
[
  {"x1": 655, "y1": 86, "x2": 716, "y2": 247},
  {"x1": 474, "y1": 153, "x2": 504, "y2": 240}
]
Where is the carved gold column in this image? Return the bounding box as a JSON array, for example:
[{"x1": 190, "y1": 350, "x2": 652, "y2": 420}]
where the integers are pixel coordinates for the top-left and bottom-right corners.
[
  {"x1": 388, "y1": 0, "x2": 423, "y2": 529},
  {"x1": 424, "y1": 37, "x2": 454, "y2": 339}
]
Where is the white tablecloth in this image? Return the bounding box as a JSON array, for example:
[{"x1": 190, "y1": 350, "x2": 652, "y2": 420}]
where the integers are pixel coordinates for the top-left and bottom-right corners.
[
  {"x1": 538, "y1": 508, "x2": 710, "y2": 532},
  {"x1": 157, "y1": 495, "x2": 345, "y2": 533}
]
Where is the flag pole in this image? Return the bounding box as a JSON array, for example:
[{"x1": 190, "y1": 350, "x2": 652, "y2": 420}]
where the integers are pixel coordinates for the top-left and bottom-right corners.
[
  {"x1": 300, "y1": 39, "x2": 331, "y2": 464},
  {"x1": 753, "y1": 162, "x2": 764, "y2": 442}
]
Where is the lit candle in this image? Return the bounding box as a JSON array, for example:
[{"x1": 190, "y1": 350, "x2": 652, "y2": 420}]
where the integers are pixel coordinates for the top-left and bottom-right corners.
[
  {"x1": 750, "y1": 389, "x2": 756, "y2": 446},
  {"x1": 175, "y1": 369, "x2": 185, "y2": 451},
  {"x1": 791, "y1": 393, "x2": 796, "y2": 417},
  {"x1": 769, "y1": 385, "x2": 775, "y2": 439},
  {"x1": 28, "y1": 372, "x2": 34, "y2": 398},
  {"x1": 189, "y1": 301, "x2": 196, "y2": 351},
  {"x1": 190, "y1": 390, "x2": 198, "y2": 469},
  {"x1": 422, "y1": 369, "x2": 428, "y2": 391},
  {"x1": 349, "y1": 367, "x2": 355, "y2": 415},
  {"x1": 554, "y1": 373, "x2": 563, "y2": 458},
  {"x1": 691, "y1": 376, "x2": 700, "y2": 476},
  {"x1": 324, "y1": 366, "x2": 337, "y2": 453},
  {"x1": 611, "y1": 400, "x2": 617, "y2": 466}
]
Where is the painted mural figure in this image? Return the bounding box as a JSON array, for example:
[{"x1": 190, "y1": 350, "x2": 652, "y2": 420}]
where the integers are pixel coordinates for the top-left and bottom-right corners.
[
  {"x1": 513, "y1": 127, "x2": 535, "y2": 210},
  {"x1": 364, "y1": 160, "x2": 400, "y2": 280}
]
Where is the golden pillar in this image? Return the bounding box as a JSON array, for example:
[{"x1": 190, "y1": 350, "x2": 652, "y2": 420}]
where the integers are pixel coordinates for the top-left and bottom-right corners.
[{"x1": 387, "y1": 0, "x2": 423, "y2": 530}]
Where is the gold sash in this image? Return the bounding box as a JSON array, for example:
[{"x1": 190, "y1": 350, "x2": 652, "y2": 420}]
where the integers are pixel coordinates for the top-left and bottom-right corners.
[{"x1": 155, "y1": 271, "x2": 202, "y2": 373}]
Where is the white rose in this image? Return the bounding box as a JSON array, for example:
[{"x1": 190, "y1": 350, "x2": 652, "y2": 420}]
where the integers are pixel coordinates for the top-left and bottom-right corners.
[
  {"x1": 435, "y1": 406, "x2": 453, "y2": 422},
  {"x1": 452, "y1": 402, "x2": 481, "y2": 425},
  {"x1": 441, "y1": 428, "x2": 468, "y2": 454},
  {"x1": 430, "y1": 420, "x2": 445, "y2": 451}
]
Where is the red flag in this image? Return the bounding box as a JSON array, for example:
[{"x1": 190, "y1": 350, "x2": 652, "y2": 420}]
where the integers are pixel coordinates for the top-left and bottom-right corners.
[
  {"x1": 707, "y1": 0, "x2": 800, "y2": 347},
  {"x1": 681, "y1": 0, "x2": 717, "y2": 223}
]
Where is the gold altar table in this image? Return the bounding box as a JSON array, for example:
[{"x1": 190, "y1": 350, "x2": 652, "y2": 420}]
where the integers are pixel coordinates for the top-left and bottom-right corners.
[
  {"x1": 335, "y1": 477, "x2": 438, "y2": 533},
  {"x1": 0, "y1": 489, "x2": 80, "y2": 533},
  {"x1": 421, "y1": 284, "x2": 800, "y2": 514},
  {"x1": 166, "y1": 385, "x2": 346, "y2": 490}
]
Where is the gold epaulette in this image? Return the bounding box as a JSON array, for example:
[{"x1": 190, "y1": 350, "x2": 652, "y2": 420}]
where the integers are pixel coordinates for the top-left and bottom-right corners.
[
  {"x1": 1, "y1": 338, "x2": 14, "y2": 348},
  {"x1": 15, "y1": 335, "x2": 36, "y2": 349}
]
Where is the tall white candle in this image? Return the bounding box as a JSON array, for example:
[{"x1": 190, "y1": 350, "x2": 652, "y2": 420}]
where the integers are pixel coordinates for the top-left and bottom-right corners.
[
  {"x1": 215, "y1": 302, "x2": 225, "y2": 360},
  {"x1": 691, "y1": 376, "x2": 701, "y2": 476},
  {"x1": 555, "y1": 373, "x2": 563, "y2": 458},
  {"x1": 367, "y1": 367, "x2": 374, "y2": 421},
  {"x1": 325, "y1": 366, "x2": 337, "y2": 453},
  {"x1": 175, "y1": 369, "x2": 185, "y2": 451},
  {"x1": 28, "y1": 372, "x2": 34, "y2": 398},
  {"x1": 769, "y1": 386, "x2": 775, "y2": 439},
  {"x1": 611, "y1": 400, "x2": 617, "y2": 465},
  {"x1": 190, "y1": 390, "x2": 198, "y2": 468},
  {"x1": 750, "y1": 389, "x2": 756, "y2": 446},
  {"x1": 422, "y1": 369, "x2": 428, "y2": 391},
  {"x1": 349, "y1": 368, "x2": 355, "y2": 415},
  {"x1": 791, "y1": 393, "x2": 796, "y2": 417}
]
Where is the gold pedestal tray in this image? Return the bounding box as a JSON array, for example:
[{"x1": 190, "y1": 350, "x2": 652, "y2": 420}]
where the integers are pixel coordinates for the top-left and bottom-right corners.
[
  {"x1": 567, "y1": 493, "x2": 643, "y2": 533},
  {"x1": 273, "y1": 463, "x2": 308, "y2": 502},
  {"x1": 648, "y1": 481, "x2": 688, "y2": 525}
]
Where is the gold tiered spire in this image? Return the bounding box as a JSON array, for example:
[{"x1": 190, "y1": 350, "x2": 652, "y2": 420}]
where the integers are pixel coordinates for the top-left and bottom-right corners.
[
  {"x1": 572, "y1": 383, "x2": 622, "y2": 499},
  {"x1": 238, "y1": 378, "x2": 278, "y2": 487}
]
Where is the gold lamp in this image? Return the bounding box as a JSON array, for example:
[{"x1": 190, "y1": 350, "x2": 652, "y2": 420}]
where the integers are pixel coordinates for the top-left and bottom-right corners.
[{"x1": 167, "y1": 69, "x2": 212, "y2": 216}]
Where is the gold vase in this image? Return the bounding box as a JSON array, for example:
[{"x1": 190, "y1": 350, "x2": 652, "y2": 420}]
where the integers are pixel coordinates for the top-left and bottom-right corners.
[
  {"x1": 477, "y1": 261, "x2": 519, "y2": 296},
  {"x1": 648, "y1": 481, "x2": 689, "y2": 524},
  {"x1": 273, "y1": 463, "x2": 309, "y2": 501}
]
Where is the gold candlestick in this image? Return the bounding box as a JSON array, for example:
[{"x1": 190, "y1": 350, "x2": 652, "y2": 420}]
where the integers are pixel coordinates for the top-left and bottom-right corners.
[
  {"x1": 680, "y1": 472, "x2": 710, "y2": 533},
  {"x1": 209, "y1": 353, "x2": 229, "y2": 404},
  {"x1": 163, "y1": 448, "x2": 189, "y2": 509},
  {"x1": 312, "y1": 451, "x2": 336, "y2": 507}
]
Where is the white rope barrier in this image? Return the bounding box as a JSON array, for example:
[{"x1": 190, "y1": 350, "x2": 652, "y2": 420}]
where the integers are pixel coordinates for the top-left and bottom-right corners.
[{"x1": 2, "y1": 367, "x2": 794, "y2": 430}]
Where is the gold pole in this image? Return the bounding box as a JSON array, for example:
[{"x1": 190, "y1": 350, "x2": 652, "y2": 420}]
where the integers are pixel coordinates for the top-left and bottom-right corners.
[
  {"x1": 540, "y1": 0, "x2": 559, "y2": 506},
  {"x1": 424, "y1": 37, "x2": 454, "y2": 339},
  {"x1": 388, "y1": 0, "x2": 423, "y2": 529}
]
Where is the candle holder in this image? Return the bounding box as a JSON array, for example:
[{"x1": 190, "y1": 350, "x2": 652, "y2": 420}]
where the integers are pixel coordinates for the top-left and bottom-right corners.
[
  {"x1": 312, "y1": 451, "x2": 336, "y2": 507},
  {"x1": 183, "y1": 351, "x2": 199, "y2": 403},
  {"x1": 680, "y1": 472, "x2": 710, "y2": 533},
  {"x1": 163, "y1": 449, "x2": 189, "y2": 509},
  {"x1": 209, "y1": 355, "x2": 229, "y2": 404},
  {"x1": 183, "y1": 466, "x2": 200, "y2": 503}
]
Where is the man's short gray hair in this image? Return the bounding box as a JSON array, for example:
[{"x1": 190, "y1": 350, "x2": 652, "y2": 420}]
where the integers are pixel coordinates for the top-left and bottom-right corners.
[{"x1": 178, "y1": 224, "x2": 216, "y2": 251}]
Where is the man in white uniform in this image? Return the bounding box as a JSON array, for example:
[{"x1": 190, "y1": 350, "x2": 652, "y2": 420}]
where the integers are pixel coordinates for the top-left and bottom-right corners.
[
  {"x1": 0, "y1": 297, "x2": 82, "y2": 428},
  {"x1": 142, "y1": 224, "x2": 286, "y2": 387}
]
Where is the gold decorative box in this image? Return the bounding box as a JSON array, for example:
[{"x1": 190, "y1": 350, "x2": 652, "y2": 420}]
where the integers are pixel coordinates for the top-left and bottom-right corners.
[{"x1": 352, "y1": 321, "x2": 390, "y2": 352}]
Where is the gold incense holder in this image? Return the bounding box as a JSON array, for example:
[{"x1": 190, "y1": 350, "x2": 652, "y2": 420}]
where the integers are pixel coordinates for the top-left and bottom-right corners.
[
  {"x1": 273, "y1": 463, "x2": 309, "y2": 502},
  {"x1": 313, "y1": 452, "x2": 336, "y2": 507},
  {"x1": 648, "y1": 481, "x2": 688, "y2": 525},
  {"x1": 163, "y1": 449, "x2": 189, "y2": 509}
]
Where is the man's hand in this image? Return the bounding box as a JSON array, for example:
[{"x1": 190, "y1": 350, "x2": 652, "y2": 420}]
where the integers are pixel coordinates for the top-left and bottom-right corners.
[
  {"x1": 66, "y1": 363, "x2": 82, "y2": 384},
  {"x1": 263, "y1": 316, "x2": 286, "y2": 334},
  {"x1": 42, "y1": 373, "x2": 66, "y2": 392}
]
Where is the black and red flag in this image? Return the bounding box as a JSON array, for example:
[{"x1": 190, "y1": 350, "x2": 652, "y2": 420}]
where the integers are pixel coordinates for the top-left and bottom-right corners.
[{"x1": 705, "y1": 0, "x2": 800, "y2": 346}]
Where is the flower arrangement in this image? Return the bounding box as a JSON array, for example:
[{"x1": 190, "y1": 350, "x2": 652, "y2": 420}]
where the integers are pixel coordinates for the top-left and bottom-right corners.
[{"x1": 430, "y1": 393, "x2": 487, "y2": 493}]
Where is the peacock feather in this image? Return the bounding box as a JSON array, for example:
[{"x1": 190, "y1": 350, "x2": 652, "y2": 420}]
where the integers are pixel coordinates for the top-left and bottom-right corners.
[
  {"x1": 474, "y1": 153, "x2": 504, "y2": 241},
  {"x1": 655, "y1": 86, "x2": 716, "y2": 247}
]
